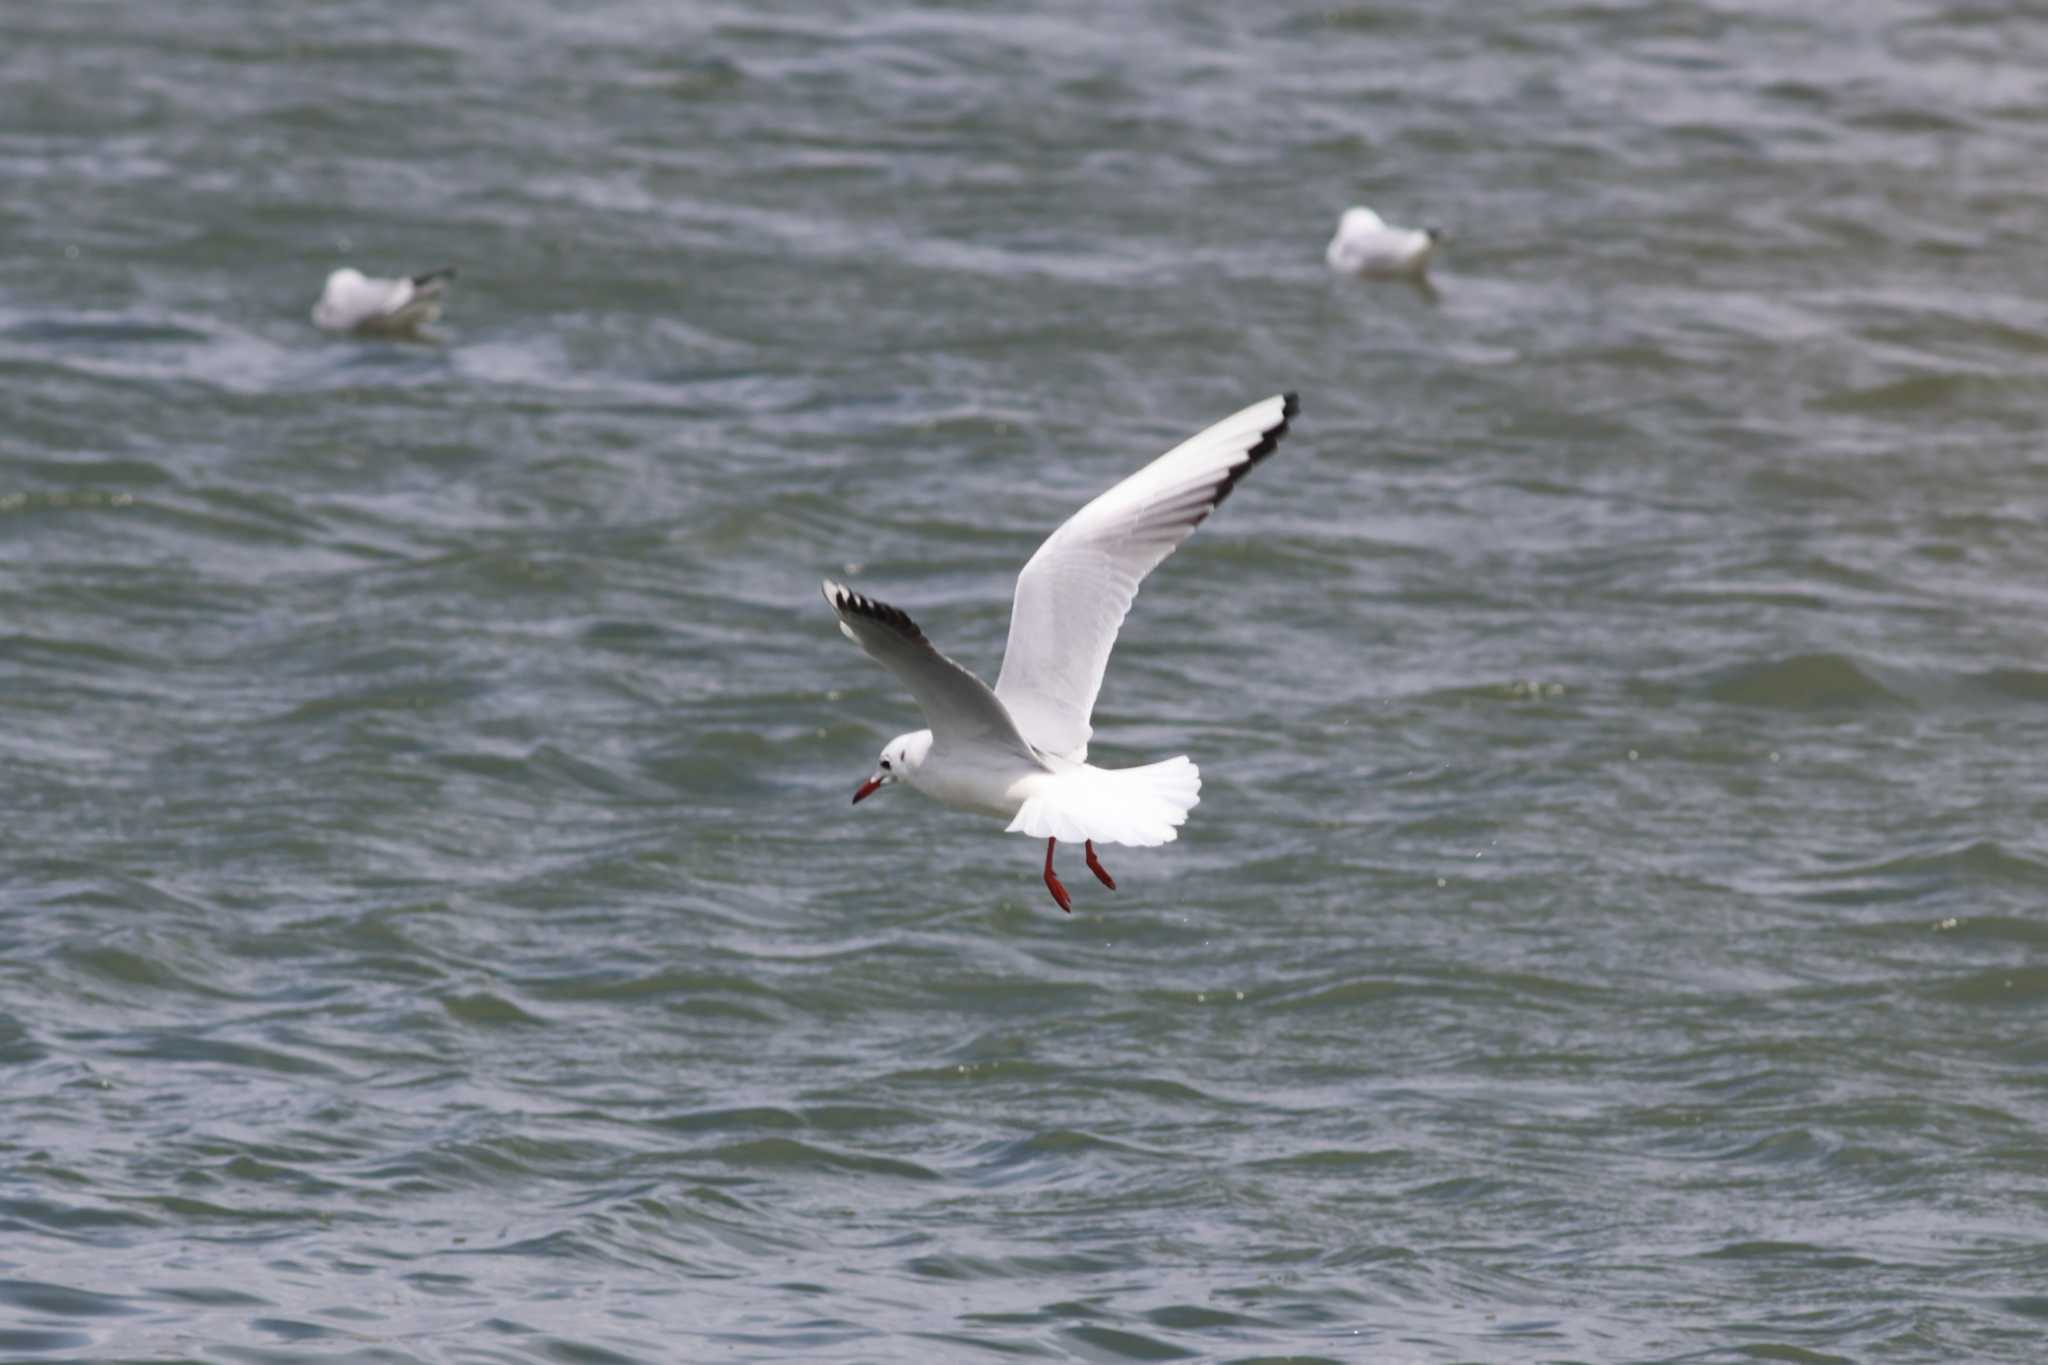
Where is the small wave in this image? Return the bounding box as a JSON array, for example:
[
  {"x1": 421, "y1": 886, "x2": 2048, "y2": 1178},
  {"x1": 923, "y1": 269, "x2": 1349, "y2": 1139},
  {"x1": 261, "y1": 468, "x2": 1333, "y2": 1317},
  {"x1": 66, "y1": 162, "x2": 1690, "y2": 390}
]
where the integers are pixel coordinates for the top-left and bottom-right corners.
[
  {"x1": 1706, "y1": 652, "x2": 1909, "y2": 710},
  {"x1": 1846, "y1": 104, "x2": 1977, "y2": 136},
  {"x1": 0, "y1": 310, "x2": 306, "y2": 394},
  {"x1": 0, "y1": 1278, "x2": 141, "y2": 1318},
  {"x1": 1924, "y1": 914, "x2": 2048, "y2": 947},
  {"x1": 1867, "y1": 839, "x2": 2048, "y2": 885},
  {"x1": 904, "y1": 1247, "x2": 1129, "y2": 1282},
  {"x1": 1925, "y1": 966, "x2": 2048, "y2": 1007},
  {"x1": 103, "y1": 1034, "x2": 342, "y2": 1078},
  {"x1": 1964, "y1": 666, "x2": 2048, "y2": 705},
  {"x1": 651, "y1": 1105, "x2": 803, "y2": 1136},
  {"x1": 1408, "y1": 1174, "x2": 1521, "y2": 1204},
  {"x1": 55, "y1": 942, "x2": 233, "y2": 999},
  {"x1": 438, "y1": 990, "x2": 550, "y2": 1029},
  {"x1": 1811, "y1": 371, "x2": 1988, "y2": 414},
  {"x1": 1772, "y1": 839, "x2": 2048, "y2": 907},
  {"x1": 145, "y1": 1284, "x2": 272, "y2": 1309},
  {"x1": 519, "y1": 967, "x2": 794, "y2": 1015},
  {"x1": 1143, "y1": 1303, "x2": 1266, "y2": 1331},
  {"x1": 0, "y1": 632, "x2": 152, "y2": 672},
  {"x1": 275, "y1": 675, "x2": 487, "y2": 725},
  {"x1": 965, "y1": 1128, "x2": 1173, "y2": 1188},
  {"x1": 1066, "y1": 1323, "x2": 1202, "y2": 1361},
  {"x1": 1700, "y1": 1240, "x2": 1877, "y2": 1269},
  {"x1": 1242, "y1": 1147, "x2": 1408, "y2": 1175},
  {"x1": 1262, "y1": 976, "x2": 1415, "y2": 1013},
  {"x1": 0, "y1": 317, "x2": 210, "y2": 347},
  {"x1": 701, "y1": 1137, "x2": 940, "y2": 1182},
  {"x1": 0, "y1": 1328, "x2": 91, "y2": 1353},
  {"x1": 0, "y1": 1193, "x2": 159, "y2": 1238},
  {"x1": 12, "y1": 455, "x2": 175, "y2": 488}
]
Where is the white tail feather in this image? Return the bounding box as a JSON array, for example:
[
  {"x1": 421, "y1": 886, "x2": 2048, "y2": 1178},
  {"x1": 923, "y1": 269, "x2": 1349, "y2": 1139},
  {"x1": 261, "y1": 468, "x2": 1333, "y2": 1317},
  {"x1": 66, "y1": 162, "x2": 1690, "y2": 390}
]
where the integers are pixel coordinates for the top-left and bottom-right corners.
[{"x1": 1005, "y1": 756, "x2": 1201, "y2": 847}]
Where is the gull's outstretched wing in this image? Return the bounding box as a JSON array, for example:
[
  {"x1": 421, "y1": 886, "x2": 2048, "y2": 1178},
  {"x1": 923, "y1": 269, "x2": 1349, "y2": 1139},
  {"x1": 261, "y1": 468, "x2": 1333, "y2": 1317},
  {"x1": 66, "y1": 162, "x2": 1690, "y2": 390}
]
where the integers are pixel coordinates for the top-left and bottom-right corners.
[
  {"x1": 992, "y1": 393, "x2": 1298, "y2": 761},
  {"x1": 822, "y1": 580, "x2": 1040, "y2": 759}
]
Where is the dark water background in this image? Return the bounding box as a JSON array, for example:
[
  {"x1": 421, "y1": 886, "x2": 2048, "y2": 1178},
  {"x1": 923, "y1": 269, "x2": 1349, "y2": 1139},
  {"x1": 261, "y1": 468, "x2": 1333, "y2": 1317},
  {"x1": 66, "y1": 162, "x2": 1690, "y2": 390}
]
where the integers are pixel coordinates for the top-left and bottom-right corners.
[{"x1": 4, "y1": 2, "x2": 2048, "y2": 1361}]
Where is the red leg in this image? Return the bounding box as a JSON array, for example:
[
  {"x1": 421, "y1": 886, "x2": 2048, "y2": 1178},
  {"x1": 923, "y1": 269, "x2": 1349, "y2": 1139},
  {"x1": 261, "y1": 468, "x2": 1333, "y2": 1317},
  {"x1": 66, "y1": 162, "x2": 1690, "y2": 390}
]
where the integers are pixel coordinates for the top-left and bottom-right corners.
[
  {"x1": 1042, "y1": 837, "x2": 1072, "y2": 914},
  {"x1": 1084, "y1": 839, "x2": 1116, "y2": 891}
]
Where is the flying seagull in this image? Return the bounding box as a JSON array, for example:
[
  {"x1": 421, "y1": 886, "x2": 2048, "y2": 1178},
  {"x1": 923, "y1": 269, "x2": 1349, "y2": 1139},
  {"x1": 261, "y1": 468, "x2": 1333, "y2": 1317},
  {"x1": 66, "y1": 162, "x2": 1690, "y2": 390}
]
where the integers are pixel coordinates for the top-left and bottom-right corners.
[
  {"x1": 1325, "y1": 206, "x2": 1440, "y2": 280},
  {"x1": 311, "y1": 266, "x2": 456, "y2": 335},
  {"x1": 823, "y1": 392, "x2": 1299, "y2": 913}
]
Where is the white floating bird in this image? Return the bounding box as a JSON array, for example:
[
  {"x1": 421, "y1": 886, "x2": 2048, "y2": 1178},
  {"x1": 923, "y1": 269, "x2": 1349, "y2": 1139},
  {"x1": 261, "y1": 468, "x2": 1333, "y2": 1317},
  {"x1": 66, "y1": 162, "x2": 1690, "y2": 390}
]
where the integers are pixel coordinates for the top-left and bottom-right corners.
[
  {"x1": 1325, "y1": 207, "x2": 1440, "y2": 280},
  {"x1": 311, "y1": 266, "x2": 456, "y2": 335},
  {"x1": 823, "y1": 393, "x2": 1299, "y2": 913}
]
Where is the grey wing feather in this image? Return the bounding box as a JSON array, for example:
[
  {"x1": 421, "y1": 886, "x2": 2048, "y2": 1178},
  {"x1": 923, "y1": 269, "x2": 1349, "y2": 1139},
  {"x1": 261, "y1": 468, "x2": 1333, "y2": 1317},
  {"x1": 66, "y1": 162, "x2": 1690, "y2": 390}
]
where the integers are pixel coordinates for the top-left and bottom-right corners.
[
  {"x1": 992, "y1": 393, "x2": 1298, "y2": 760},
  {"x1": 821, "y1": 580, "x2": 1039, "y2": 759}
]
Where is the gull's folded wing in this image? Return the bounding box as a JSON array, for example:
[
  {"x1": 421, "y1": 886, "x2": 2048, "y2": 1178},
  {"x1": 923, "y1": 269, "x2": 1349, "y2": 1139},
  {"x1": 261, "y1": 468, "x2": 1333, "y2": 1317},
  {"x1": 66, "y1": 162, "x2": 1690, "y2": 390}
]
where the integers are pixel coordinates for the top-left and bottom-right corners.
[
  {"x1": 349, "y1": 275, "x2": 417, "y2": 324},
  {"x1": 992, "y1": 393, "x2": 1298, "y2": 761},
  {"x1": 822, "y1": 580, "x2": 1040, "y2": 758}
]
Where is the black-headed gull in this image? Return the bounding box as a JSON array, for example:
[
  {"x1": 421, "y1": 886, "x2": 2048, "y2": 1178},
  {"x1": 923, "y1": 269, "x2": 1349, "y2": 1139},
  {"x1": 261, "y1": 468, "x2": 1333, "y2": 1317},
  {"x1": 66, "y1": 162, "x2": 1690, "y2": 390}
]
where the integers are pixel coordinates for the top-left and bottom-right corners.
[
  {"x1": 823, "y1": 393, "x2": 1299, "y2": 913},
  {"x1": 311, "y1": 266, "x2": 456, "y2": 335},
  {"x1": 1325, "y1": 207, "x2": 1440, "y2": 280}
]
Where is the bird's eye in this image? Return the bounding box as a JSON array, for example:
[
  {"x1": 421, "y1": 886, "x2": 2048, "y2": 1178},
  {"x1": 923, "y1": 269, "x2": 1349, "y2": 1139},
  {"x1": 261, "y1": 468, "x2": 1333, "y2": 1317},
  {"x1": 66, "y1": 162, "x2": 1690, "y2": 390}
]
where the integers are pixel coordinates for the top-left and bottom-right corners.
[{"x1": 880, "y1": 759, "x2": 891, "y2": 771}]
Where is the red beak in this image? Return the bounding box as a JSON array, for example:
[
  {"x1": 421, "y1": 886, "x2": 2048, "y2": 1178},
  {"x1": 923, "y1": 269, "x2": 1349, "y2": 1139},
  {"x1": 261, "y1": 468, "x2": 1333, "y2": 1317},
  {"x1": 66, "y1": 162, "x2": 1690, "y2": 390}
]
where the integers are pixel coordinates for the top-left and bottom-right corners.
[{"x1": 851, "y1": 776, "x2": 883, "y2": 805}]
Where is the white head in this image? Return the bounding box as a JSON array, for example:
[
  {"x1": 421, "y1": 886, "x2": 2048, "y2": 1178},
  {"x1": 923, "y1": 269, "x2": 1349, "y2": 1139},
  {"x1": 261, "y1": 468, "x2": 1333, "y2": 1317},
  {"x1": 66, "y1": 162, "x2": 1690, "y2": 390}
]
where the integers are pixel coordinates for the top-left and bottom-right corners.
[
  {"x1": 312, "y1": 268, "x2": 369, "y2": 328},
  {"x1": 850, "y1": 729, "x2": 932, "y2": 805},
  {"x1": 1337, "y1": 206, "x2": 1387, "y2": 237}
]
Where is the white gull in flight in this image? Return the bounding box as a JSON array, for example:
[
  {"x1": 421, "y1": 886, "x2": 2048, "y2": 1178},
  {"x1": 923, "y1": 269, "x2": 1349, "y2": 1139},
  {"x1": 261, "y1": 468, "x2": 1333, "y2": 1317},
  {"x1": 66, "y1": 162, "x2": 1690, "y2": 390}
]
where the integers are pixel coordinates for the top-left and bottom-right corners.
[
  {"x1": 1325, "y1": 206, "x2": 1440, "y2": 280},
  {"x1": 311, "y1": 266, "x2": 456, "y2": 335},
  {"x1": 823, "y1": 392, "x2": 1299, "y2": 913}
]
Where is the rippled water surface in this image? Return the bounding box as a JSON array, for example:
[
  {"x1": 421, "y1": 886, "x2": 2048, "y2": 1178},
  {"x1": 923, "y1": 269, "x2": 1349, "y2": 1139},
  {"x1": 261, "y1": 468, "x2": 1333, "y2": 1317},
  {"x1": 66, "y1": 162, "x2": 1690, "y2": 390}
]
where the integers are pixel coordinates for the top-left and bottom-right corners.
[{"x1": 6, "y1": 2, "x2": 2048, "y2": 1361}]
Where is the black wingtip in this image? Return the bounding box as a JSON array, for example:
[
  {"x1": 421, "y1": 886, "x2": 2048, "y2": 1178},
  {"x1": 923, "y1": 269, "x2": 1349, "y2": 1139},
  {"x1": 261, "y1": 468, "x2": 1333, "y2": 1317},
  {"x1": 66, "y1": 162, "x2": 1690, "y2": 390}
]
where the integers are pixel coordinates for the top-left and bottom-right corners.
[
  {"x1": 1244, "y1": 393, "x2": 1299, "y2": 464},
  {"x1": 1210, "y1": 391, "x2": 1300, "y2": 511},
  {"x1": 411, "y1": 267, "x2": 457, "y2": 288},
  {"x1": 830, "y1": 583, "x2": 928, "y2": 644}
]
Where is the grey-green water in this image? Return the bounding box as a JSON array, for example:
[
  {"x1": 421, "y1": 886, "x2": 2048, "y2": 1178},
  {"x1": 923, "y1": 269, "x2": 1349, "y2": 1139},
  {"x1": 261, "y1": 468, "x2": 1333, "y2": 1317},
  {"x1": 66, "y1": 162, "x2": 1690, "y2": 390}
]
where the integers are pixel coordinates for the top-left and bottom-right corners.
[{"x1": 5, "y1": 3, "x2": 2048, "y2": 1361}]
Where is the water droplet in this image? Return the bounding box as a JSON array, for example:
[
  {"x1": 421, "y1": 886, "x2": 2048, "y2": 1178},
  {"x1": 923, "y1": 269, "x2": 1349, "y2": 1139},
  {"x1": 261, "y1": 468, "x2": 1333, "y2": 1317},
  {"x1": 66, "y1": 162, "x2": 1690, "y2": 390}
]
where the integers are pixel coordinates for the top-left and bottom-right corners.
[{"x1": 1627, "y1": 749, "x2": 1639, "y2": 760}]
